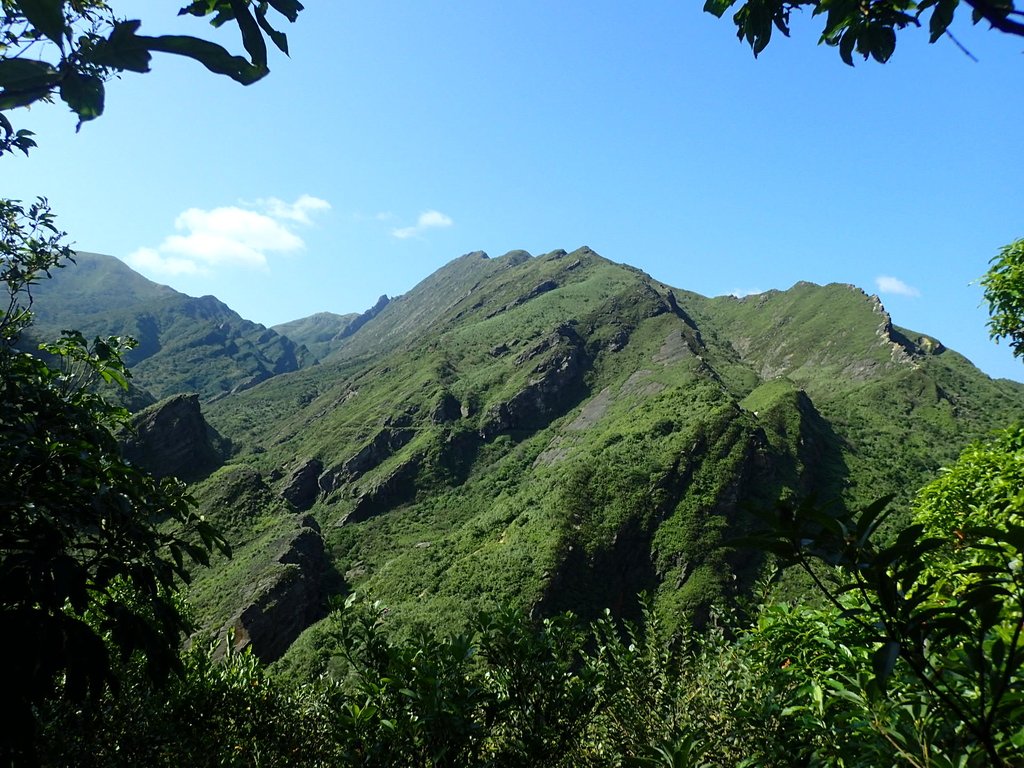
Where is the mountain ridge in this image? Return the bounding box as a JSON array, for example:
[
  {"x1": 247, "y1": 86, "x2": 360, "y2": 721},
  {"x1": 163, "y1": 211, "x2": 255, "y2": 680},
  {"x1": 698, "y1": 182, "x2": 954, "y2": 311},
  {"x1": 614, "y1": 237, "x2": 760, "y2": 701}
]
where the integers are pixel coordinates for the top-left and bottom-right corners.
[
  {"x1": 30, "y1": 247, "x2": 1024, "y2": 670},
  {"x1": 30, "y1": 252, "x2": 317, "y2": 401}
]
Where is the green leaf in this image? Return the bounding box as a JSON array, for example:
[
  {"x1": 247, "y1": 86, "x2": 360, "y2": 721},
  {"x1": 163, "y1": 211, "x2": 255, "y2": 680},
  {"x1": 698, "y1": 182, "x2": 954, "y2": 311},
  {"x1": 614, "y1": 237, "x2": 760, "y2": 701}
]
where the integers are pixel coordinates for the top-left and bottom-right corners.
[
  {"x1": 872, "y1": 640, "x2": 900, "y2": 692},
  {"x1": 703, "y1": 0, "x2": 736, "y2": 18},
  {"x1": 0, "y1": 58, "x2": 60, "y2": 91},
  {"x1": 229, "y1": 0, "x2": 268, "y2": 66},
  {"x1": 88, "y1": 21, "x2": 153, "y2": 74},
  {"x1": 869, "y1": 26, "x2": 896, "y2": 62},
  {"x1": 0, "y1": 84, "x2": 54, "y2": 111},
  {"x1": 256, "y1": 2, "x2": 289, "y2": 55},
  {"x1": 838, "y1": 28, "x2": 856, "y2": 65},
  {"x1": 140, "y1": 34, "x2": 267, "y2": 84},
  {"x1": 17, "y1": 0, "x2": 68, "y2": 47},
  {"x1": 929, "y1": 0, "x2": 959, "y2": 42},
  {"x1": 267, "y1": 0, "x2": 304, "y2": 22},
  {"x1": 59, "y1": 72, "x2": 105, "y2": 125},
  {"x1": 854, "y1": 494, "x2": 895, "y2": 547}
]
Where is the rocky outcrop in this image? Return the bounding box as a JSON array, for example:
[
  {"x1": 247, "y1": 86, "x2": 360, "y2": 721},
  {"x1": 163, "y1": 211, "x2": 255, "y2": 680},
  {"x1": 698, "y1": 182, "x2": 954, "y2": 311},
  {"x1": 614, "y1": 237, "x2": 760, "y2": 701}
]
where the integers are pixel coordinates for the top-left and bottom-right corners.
[
  {"x1": 432, "y1": 392, "x2": 463, "y2": 423},
  {"x1": 280, "y1": 458, "x2": 324, "y2": 510},
  {"x1": 122, "y1": 393, "x2": 223, "y2": 481},
  {"x1": 337, "y1": 294, "x2": 390, "y2": 340},
  {"x1": 227, "y1": 518, "x2": 328, "y2": 663},
  {"x1": 486, "y1": 279, "x2": 559, "y2": 319},
  {"x1": 338, "y1": 455, "x2": 422, "y2": 525},
  {"x1": 479, "y1": 324, "x2": 587, "y2": 440},
  {"x1": 868, "y1": 293, "x2": 918, "y2": 367},
  {"x1": 318, "y1": 427, "x2": 416, "y2": 494}
]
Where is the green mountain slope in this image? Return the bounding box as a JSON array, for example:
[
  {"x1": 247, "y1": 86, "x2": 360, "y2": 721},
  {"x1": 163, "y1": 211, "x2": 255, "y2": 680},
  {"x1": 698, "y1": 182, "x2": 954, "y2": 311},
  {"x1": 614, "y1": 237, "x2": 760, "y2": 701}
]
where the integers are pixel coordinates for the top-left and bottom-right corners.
[
  {"x1": 30, "y1": 252, "x2": 316, "y2": 401},
  {"x1": 31, "y1": 246, "x2": 1022, "y2": 671},
  {"x1": 171, "y1": 247, "x2": 1024, "y2": 675},
  {"x1": 270, "y1": 311, "x2": 359, "y2": 361}
]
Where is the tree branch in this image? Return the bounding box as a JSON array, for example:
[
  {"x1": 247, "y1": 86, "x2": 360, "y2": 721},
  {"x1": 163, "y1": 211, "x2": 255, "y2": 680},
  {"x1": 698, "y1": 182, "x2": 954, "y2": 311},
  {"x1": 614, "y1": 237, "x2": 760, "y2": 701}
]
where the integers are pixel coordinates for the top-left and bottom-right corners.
[{"x1": 962, "y1": 0, "x2": 1024, "y2": 36}]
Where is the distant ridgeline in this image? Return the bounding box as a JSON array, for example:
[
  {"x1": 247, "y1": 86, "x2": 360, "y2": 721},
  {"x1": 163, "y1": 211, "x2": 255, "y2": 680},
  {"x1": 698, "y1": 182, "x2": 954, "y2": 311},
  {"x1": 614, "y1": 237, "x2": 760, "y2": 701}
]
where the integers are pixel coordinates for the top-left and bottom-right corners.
[
  {"x1": 30, "y1": 252, "x2": 316, "y2": 402},
  {"x1": 37, "y1": 247, "x2": 1024, "y2": 673}
]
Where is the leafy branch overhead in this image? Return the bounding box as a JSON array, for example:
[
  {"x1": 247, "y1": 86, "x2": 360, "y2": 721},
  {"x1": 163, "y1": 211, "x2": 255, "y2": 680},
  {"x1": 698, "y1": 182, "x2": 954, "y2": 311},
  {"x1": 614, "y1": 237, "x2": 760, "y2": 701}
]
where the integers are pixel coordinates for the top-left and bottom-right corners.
[
  {"x1": 0, "y1": 0, "x2": 303, "y2": 131},
  {"x1": 703, "y1": 0, "x2": 1024, "y2": 64}
]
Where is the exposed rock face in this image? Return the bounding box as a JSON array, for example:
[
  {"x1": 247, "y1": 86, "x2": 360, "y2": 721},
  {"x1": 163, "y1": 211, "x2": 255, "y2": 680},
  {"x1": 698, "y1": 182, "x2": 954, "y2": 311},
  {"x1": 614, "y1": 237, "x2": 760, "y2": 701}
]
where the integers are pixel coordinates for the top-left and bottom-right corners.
[
  {"x1": 318, "y1": 427, "x2": 416, "y2": 495},
  {"x1": 280, "y1": 458, "x2": 324, "y2": 510},
  {"x1": 486, "y1": 280, "x2": 559, "y2": 318},
  {"x1": 122, "y1": 393, "x2": 223, "y2": 481},
  {"x1": 432, "y1": 392, "x2": 463, "y2": 423},
  {"x1": 867, "y1": 292, "x2": 923, "y2": 367},
  {"x1": 228, "y1": 519, "x2": 328, "y2": 663},
  {"x1": 480, "y1": 324, "x2": 587, "y2": 440},
  {"x1": 345, "y1": 428, "x2": 414, "y2": 478},
  {"x1": 338, "y1": 294, "x2": 390, "y2": 340},
  {"x1": 339, "y1": 455, "x2": 422, "y2": 525}
]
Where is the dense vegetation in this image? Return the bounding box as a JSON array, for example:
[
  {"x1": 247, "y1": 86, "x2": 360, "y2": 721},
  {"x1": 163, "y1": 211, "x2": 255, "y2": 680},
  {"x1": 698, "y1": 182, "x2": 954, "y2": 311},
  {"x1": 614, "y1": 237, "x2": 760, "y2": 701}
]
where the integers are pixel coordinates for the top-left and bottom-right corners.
[
  {"x1": 28, "y1": 417, "x2": 1024, "y2": 765},
  {"x1": 0, "y1": 200, "x2": 230, "y2": 763},
  {"x1": 166, "y1": 246, "x2": 1023, "y2": 664},
  {"x1": 7, "y1": 237, "x2": 1023, "y2": 766},
  {"x1": 4, "y1": 1, "x2": 1023, "y2": 764}
]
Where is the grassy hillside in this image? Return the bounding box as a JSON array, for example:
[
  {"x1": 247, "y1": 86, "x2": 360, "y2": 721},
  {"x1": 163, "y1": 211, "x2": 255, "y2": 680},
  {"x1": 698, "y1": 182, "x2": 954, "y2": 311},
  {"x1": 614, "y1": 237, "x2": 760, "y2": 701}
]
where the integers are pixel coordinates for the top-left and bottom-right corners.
[
  {"x1": 28, "y1": 246, "x2": 1022, "y2": 670},
  {"x1": 168, "y1": 247, "x2": 1024, "y2": 675},
  {"x1": 30, "y1": 252, "x2": 316, "y2": 401},
  {"x1": 271, "y1": 311, "x2": 359, "y2": 360}
]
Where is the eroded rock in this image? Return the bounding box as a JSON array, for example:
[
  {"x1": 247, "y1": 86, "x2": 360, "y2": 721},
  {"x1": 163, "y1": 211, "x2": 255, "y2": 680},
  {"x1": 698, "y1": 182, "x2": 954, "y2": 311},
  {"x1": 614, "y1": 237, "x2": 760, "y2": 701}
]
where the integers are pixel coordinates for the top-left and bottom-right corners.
[
  {"x1": 122, "y1": 393, "x2": 224, "y2": 481},
  {"x1": 226, "y1": 520, "x2": 328, "y2": 663},
  {"x1": 280, "y1": 458, "x2": 323, "y2": 510}
]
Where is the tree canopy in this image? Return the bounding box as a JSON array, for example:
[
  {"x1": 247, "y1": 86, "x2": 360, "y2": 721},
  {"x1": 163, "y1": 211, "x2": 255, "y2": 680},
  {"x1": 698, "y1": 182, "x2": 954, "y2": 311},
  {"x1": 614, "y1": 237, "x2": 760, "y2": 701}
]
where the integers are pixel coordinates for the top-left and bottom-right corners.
[
  {"x1": 0, "y1": 0, "x2": 302, "y2": 151},
  {"x1": 981, "y1": 238, "x2": 1024, "y2": 360},
  {"x1": 704, "y1": 0, "x2": 1024, "y2": 64},
  {"x1": 0, "y1": 2, "x2": 303, "y2": 760}
]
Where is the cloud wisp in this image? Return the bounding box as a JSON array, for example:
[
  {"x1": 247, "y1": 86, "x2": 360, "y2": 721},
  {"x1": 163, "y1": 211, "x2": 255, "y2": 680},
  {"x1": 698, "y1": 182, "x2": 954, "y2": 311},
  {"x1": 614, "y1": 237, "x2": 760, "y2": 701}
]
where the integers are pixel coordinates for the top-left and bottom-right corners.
[
  {"x1": 875, "y1": 275, "x2": 921, "y2": 298},
  {"x1": 729, "y1": 287, "x2": 765, "y2": 298},
  {"x1": 127, "y1": 195, "x2": 330, "y2": 277},
  {"x1": 392, "y1": 210, "x2": 453, "y2": 240},
  {"x1": 256, "y1": 194, "x2": 332, "y2": 225}
]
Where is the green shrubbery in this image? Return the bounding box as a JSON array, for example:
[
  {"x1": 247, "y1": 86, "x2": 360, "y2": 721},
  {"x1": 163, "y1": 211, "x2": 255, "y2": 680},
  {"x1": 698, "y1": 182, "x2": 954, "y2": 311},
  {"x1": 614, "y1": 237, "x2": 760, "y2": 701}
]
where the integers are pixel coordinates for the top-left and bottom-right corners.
[{"x1": 30, "y1": 447, "x2": 1024, "y2": 765}]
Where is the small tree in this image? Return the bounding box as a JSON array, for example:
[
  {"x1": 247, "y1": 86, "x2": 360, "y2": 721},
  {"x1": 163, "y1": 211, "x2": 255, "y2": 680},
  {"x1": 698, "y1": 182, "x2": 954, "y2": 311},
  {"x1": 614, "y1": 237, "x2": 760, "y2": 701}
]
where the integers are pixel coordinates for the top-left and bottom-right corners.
[
  {"x1": 0, "y1": 199, "x2": 230, "y2": 761},
  {"x1": 980, "y1": 238, "x2": 1024, "y2": 360}
]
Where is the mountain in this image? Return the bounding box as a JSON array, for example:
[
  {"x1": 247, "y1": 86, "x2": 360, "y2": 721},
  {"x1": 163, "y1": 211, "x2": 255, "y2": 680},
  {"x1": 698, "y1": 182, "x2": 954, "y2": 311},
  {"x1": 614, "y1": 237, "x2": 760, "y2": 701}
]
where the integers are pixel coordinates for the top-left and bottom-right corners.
[
  {"x1": 271, "y1": 311, "x2": 360, "y2": 361},
  {"x1": 118, "y1": 246, "x2": 1015, "y2": 674},
  {"x1": 26, "y1": 246, "x2": 1024, "y2": 671},
  {"x1": 28, "y1": 252, "x2": 316, "y2": 401}
]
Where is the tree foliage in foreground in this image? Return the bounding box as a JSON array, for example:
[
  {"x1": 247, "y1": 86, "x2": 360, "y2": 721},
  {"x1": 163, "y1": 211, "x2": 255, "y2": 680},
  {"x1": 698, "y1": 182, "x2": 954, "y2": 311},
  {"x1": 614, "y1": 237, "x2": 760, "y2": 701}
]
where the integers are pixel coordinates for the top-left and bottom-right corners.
[
  {"x1": 981, "y1": 238, "x2": 1024, "y2": 361},
  {"x1": 31, "y1": 417, "x2": 1024, "y2": 765},
  {"x1": 0, "y1": 198, "x2": 229, "y2": 763},
  {"x1": 704, "y1": 0, "x2": 1024, "y2": 64},
  {"x1": 746, "y1": 425, "x2": 1024, "y2": 767},
  {"x1": 0, "y1": 0, "x2": 303, "y2": 145}
]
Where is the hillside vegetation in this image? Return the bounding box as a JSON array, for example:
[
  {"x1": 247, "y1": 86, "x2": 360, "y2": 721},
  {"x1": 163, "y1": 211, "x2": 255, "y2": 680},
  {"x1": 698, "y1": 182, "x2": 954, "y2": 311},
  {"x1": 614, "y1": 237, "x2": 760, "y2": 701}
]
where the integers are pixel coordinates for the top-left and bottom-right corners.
[
  {"x1": 29, "y1": 252, "x2": 315, "y2": 401},
  {"x1": 13, "y1": 243, "x2": 1024, "y2": 766},
  {"x1": 80, "y1": 245, "x2": 1013, "y2": 672}
]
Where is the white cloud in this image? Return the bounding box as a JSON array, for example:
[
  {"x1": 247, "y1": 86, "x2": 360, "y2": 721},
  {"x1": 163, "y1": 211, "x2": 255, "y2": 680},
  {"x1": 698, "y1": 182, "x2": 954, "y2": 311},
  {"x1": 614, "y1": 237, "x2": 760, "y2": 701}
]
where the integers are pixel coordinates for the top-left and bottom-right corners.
[
  {"x1": 257, "y1": 194, "x2": 331, "y2": 225},
  {"x1": 126, "y1": 247, "x2": 205, "y2": 276},
  {"x1": 875, "y1": 275, "x2": 921, "y2": 298},
  {"x1": 392, "y1": 209, "x2": 454, "y2": 239},
  {"x1": 729, "y1": 287, "x2": 764, "y2": 298},
  {"x1": 127, "y1": 195, "x2": 329, "y2": 278}
]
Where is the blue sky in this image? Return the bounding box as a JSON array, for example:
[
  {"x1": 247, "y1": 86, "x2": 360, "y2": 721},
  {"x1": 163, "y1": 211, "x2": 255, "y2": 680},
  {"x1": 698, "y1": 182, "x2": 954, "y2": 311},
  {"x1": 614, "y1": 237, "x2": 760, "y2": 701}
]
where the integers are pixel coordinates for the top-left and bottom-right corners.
[{"x1": 5, "y1": 2, "x2": 1023, "y2": 380}]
